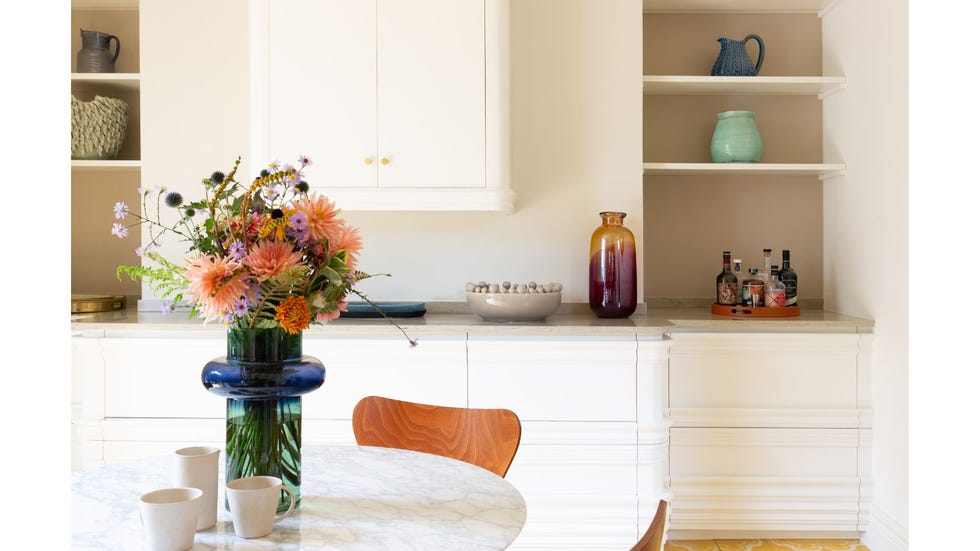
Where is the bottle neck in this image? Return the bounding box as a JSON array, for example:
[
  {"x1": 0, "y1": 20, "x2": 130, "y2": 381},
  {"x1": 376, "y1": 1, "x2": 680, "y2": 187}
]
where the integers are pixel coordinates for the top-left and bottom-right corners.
[{"x1": 599, "y1": 212, "x2": 625, "y2": 226}]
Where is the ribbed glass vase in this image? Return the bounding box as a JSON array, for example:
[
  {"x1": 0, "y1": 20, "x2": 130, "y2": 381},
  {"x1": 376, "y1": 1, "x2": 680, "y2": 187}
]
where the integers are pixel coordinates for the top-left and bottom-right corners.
[{"x1": 201, "y1": 328, "x2": 325, "y2": 513}]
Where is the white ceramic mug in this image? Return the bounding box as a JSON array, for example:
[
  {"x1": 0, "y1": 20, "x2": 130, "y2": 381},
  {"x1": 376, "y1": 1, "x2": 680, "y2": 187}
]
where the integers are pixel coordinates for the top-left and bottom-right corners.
[
  {"x1": 173, "y1": 445, "x2": 220, "y2": 530},
  {"x1": 226, "y1": 476, "x2": 296, "y2": 539},
  {"x1": 139, "y1": 487, "x2": 202, "y2": 551}
]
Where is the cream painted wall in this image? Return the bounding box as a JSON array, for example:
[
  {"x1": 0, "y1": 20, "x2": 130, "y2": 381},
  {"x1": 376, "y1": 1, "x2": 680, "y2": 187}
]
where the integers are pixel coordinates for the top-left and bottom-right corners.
[
  {"x1": 823, "y1": 1, "x2": 908, "y2": 549},
  {"x1": 139, "y1": 0, "x2": 252, "y2": 303},
  {"x1": 136, "y1": 0, "x2": 642, "y2": 307}
]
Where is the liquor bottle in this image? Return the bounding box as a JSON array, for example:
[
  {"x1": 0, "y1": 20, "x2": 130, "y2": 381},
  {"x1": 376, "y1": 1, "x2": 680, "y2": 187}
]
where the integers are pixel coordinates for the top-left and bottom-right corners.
[
  {"x1": 764, "y1": 265, "x2": 786, "y2": 307},
  {"x1": 778, "y1": 249, "x2": 798, "y2": 306},
  {"x1": 733, "y1": 258, "x2": 744, "y2": 300},
  {"x1": 743, "y1": 267, "x2": 765, "y2": 307},
  {"x1": 761, "y1": 248, "x2": 773, "y2": 283},
  {"x1": 715, "y1": 251, "x2": 739, "y2": 305}
]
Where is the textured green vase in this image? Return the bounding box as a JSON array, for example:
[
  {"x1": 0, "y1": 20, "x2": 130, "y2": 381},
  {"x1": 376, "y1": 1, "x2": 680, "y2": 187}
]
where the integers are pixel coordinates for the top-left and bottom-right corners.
[{"x1": 710, "y1": 110, "x2": 762, "y2": 163}]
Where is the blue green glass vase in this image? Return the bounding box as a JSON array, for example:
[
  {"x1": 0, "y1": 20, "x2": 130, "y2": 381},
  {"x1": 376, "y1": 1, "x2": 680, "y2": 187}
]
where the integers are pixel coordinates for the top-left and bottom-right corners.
[
  {"x1": 710, "y1": 110, "x2": 762, "y2": 163},
  {"x1": 201, "y1": 328, "x2": 325, "y2": 513}
]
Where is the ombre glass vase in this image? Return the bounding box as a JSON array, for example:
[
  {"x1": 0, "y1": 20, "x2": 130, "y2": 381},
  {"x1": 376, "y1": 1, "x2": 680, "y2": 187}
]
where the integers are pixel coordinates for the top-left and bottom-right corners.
[{"x1": 201, "y1": 328, "x2": 325, "y2": 513}]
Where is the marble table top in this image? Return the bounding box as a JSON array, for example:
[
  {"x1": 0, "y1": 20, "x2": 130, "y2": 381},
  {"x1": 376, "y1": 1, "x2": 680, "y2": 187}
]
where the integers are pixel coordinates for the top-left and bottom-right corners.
[{"x1": 71, "y1": 444, "x2": 527, "y2": 550}]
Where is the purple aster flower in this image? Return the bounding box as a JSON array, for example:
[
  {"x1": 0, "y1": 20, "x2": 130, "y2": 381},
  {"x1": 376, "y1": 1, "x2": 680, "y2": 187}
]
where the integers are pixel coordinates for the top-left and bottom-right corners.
[
  {"x1": 298, "y1": 155, "x2": 312, "y2": 167},
  {"x1": 111, "y1": 223, "x2": 128, "y2": 238},
  {"x1": 267, "y1": 160, "x2": 280, "y2": 172},
  {"x1": 160, "y1": 300, "x2": 175, "y2": 314},
  {"x1": 262, "y1": 186, "x2": 279, "y2": 202},
  {"x1": 232, "y1": 298, "x2": 251, "y2": 318},
  {"x1": 113, "y1": 202, "x2": 128, "y2": 219},
  {"x1": 227, "y1": 240, "x2": 247, "y2": 260}
]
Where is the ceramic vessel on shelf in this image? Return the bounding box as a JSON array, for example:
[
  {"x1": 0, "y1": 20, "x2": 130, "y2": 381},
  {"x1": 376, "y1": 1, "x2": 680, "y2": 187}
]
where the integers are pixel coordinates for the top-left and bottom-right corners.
[
  {"x1": 710, "y1": 34, "x2": 765, "y2": 76},
  {"x1": 76, "y1": 29, "x2": 120, "y2": 73},
  {"x1": 588, "y1": 212, "x2": 637, "y2": 318},
  {"x1": 71, "y1": 95, "x2": 128, "y2": 160},
  {"x1": 465, "y1": 281, "x2": 562, "y2": 322},
  {"x1": 711, "y1": 110, "x2": 762, "y2": 163}
]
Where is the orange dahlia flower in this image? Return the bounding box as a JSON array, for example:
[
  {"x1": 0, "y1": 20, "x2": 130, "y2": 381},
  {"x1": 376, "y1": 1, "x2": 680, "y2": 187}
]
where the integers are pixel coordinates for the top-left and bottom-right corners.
[
  {"x1": 292, "y1": 194, "x2": 342, "y2": 244},
  {"x1": 328, "y1": 225, "x2": 363, "y2": 268}
]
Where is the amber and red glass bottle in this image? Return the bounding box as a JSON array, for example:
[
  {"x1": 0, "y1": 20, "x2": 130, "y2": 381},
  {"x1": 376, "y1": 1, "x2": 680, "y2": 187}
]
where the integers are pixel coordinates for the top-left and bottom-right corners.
[{"x1": 588, "y1": 211, "x2": 637, "y2": 318}]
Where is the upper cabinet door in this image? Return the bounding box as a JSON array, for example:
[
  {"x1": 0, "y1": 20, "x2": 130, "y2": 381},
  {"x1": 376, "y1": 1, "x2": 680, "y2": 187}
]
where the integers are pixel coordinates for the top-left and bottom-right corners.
[
  {"x1": 377, "y1": 0, "x2": 486, "y2": 189},
  {"x1": 267, "y1": 0, "x2": 378, "y2": 188}
]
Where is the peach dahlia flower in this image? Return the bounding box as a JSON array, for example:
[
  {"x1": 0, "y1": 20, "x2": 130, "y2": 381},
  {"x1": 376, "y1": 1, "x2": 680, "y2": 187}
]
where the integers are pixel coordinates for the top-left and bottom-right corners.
[
  {"x1": 292, "y1": 194, "x2": 342, "y2": 244},
  {"x1": 185, "y1": 254, "x2": 248, "y2": 319},
  {"x1": 244, "y1": 240, "x2": 304, "y2": 281}
]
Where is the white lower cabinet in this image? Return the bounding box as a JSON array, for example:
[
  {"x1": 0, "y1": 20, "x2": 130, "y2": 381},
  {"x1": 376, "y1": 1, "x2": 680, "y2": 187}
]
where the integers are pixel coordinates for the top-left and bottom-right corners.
[
  {"x1": 666, "y1": 331, "x2": 873, "y2": 539},
  {"x1": 71, "y1": 325, "x2": 870, "y2": 546}
]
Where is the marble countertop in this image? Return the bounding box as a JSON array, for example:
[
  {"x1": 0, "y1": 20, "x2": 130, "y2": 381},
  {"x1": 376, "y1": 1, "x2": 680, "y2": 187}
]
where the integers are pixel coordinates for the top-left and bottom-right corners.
[
  {"x1": 71, "y1": 303, "x2": 873, "y2": 337},
  {"x1": 72, "y1": 444, "x2": 527, "y2": 550}
]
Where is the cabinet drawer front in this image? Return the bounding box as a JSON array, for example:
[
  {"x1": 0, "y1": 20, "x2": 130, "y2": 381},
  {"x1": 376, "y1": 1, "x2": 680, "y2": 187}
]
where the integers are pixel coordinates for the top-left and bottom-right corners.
[
  {"x1": 103, "y1": 336, "x2": 227, "y2": 418},
  {"x1": 468, "y1": 336, "x2": 637, "y2": 421},
  {"x1": 302, "y1": 336, "x2": 467, "y2": 419},
  {"x1": 670, "y1": 427, "x2": 860, "y2": 477},
  {"x1": 669, "y1": 333, "x2": 861, "y2": 410}
]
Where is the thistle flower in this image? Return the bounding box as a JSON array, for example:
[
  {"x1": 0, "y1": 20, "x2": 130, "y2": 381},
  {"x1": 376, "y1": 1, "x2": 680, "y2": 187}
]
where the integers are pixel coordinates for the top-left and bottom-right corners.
[
  {"x1": 210, "y1": 171, "x2": 225, "y2": 184},
  {"x1": 296, "y1": 181, "x2": 310, "y2": 193},
  {"x1": 165, "y1": 191, "x2": 184, "y2": 208}
]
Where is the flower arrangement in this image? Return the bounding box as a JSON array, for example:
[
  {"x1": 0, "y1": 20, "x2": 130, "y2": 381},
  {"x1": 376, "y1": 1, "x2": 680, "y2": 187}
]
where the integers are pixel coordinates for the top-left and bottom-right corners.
[{"x1": 112, "y1": 155, "x2": 415, "y2": 344}]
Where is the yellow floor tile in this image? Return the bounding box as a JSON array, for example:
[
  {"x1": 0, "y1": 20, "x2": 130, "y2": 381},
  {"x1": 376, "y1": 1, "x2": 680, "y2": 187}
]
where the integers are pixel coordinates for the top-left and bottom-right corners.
[
  {"x1": 665, "y1": 541, "x2": 721, "y2": 551},
  {"x1": 667, "y1": 540, "x2": 870, "y2": 551}
]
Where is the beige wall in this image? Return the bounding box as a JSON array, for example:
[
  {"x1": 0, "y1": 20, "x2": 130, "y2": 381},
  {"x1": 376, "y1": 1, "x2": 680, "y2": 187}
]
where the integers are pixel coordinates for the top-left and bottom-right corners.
[
  {"x1": 823, "y1": 1, "x2": 908, "y2": 548},
  {"x1": 642, "y1": 13, "x2": 824, "y2": 303}
]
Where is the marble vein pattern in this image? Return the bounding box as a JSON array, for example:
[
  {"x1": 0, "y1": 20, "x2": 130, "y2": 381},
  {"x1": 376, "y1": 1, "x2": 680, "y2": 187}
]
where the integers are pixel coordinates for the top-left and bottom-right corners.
[{"x1": 71, "y1": 444, "x2": 527, "y2": 550}]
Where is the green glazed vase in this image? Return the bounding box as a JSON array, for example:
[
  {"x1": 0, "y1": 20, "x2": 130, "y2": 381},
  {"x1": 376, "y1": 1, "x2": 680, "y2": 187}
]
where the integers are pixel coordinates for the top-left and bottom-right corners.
[{"x1": 710, "y1": 110, "x2": 762, "y2": 163}]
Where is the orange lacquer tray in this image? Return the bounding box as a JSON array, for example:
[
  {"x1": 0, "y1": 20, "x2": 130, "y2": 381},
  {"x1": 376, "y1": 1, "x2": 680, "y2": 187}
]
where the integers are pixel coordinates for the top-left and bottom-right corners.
[{"x1": 711, "y1": 303, "x2": 800, "y2": 317}]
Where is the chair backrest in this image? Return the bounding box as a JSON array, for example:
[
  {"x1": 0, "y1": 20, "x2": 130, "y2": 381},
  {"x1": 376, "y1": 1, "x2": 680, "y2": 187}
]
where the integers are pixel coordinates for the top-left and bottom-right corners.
[
  {"x1": 630, "y1": 499, "x2": 668, "y2": 551},
  {"x1": 351, "y1": 395, "x2": 522, "y2": 477}
]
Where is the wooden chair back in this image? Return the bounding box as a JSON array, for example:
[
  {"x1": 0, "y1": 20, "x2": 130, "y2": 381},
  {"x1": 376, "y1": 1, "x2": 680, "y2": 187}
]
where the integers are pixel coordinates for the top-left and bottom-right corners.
[
  {"x1": 630, "y1": 499, "x2": 668, "y2": 551},
  {"x1": 351, "y1": 395, "x2": 522, "y2": 477}
]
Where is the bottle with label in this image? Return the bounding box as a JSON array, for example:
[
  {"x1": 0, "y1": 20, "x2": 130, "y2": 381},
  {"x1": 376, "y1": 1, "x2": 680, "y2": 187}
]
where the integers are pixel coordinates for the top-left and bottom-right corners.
[
  {"x1": 716, "y1": 251, "x2": 739, "y2": 305},
  {"x1": 764, "y1": 265, "x2": 786, "y2": 307},
  {"x1": 743, "y1": 267, "x2": 765, "y2": 307},
  {"x1": 778, "y1": 249, "x2": 798, "y2": 306}
]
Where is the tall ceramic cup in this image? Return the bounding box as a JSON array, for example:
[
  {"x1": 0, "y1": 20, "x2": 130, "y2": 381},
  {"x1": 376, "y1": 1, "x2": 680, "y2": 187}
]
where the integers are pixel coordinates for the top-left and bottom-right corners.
[
  {"x1": 226, "y1": 476, "x2": 296, "y2": 538},
  {"x1": 173, "y1": 446, "x2": 220, "y2": 530},
  {"x1": 139, "y1": 487, "x2": 202, "y2": 551}
]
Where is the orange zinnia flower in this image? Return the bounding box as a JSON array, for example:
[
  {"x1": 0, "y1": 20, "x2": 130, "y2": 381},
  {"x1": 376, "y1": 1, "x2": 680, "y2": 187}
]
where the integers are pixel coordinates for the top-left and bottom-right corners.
[{"x1": 274, "y1": 295, "x2": 312, "y2": 334}]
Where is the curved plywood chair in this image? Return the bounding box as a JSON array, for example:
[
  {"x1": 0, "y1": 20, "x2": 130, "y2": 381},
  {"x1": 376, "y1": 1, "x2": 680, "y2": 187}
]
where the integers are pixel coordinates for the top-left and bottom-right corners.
[
  {"x1": 631, "y1": 499, "x2": 668, "y2": 551},
  {"x1": 351, "y1": 395, "x2": 522, "y2": 477}
]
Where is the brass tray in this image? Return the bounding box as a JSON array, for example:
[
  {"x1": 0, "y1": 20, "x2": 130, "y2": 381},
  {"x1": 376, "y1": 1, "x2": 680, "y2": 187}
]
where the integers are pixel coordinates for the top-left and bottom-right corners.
[{"x1": 71, "y1": 294, "x2": 127, "y2": 313}]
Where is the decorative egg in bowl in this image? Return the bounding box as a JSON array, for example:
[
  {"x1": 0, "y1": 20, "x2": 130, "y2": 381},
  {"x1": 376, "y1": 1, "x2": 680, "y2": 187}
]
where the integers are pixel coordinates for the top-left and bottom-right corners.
[{"x1": 465, "y1": 281, "x2": 563, "y2": 322}]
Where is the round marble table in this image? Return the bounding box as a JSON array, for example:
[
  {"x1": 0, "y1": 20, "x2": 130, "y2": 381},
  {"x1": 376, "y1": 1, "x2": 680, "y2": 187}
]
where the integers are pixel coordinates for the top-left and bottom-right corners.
[{"x1": 71, "y1": 444, "x2": 527, "y2": 550}]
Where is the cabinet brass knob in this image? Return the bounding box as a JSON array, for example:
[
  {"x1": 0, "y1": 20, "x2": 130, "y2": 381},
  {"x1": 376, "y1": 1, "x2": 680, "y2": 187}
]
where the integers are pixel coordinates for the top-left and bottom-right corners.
[
  {"x1": 364, "y1": 157, "x2": 374, "y2": 165},
  {"x1": 380, "y1": 157, "x2": 390, "y2": 165}
]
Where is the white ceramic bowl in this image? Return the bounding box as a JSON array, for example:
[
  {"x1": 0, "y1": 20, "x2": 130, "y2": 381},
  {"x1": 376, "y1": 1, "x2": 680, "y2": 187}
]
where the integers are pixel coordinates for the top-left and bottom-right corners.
[{"x1": 466, "y1": 291, "x2": 562, "y2": 322}]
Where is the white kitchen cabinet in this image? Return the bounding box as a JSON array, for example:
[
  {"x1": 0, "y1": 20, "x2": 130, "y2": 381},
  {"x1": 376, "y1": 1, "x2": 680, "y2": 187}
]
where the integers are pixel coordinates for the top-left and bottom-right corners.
[
  {"x1": 253, "y1": 0, "x2": 513, "y2": 212},
  {"x1": 665, "y1": 331, "x2": 873, "y2": 539}
]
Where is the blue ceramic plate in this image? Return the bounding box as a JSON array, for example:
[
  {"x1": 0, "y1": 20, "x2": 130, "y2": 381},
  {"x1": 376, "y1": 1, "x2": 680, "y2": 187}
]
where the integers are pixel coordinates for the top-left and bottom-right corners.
[{"x1": 339, "y1": 302, "x2": 427, "y2": 319}]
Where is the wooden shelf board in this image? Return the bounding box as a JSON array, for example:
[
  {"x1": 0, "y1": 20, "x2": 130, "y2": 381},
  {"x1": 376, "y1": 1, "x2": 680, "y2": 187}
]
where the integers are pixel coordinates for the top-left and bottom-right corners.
[
  {"x1": 71, "y1": 73, "x2": 141, "y2": 92},
  {"x1": 642, "y1": 162, "x2": 846, "y2": 178},
  {"x1": 71, "y1": 160, "x2": 142, "y2": 170},
  {"x1": 643, "y1": 75, "x2": 846, "y2": 96},
  {"x1": 72, "y1": 0, "x2": 138, "y2": 9},
  {"x1": 643, "y1": 0, "x2": 837, "y2": 13}
]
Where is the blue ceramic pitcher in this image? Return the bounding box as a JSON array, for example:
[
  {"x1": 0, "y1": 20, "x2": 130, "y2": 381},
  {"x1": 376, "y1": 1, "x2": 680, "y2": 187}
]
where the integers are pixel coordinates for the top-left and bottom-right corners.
[{"x1": 710, "y1": 35, "x2": 765, "y2": 76}]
